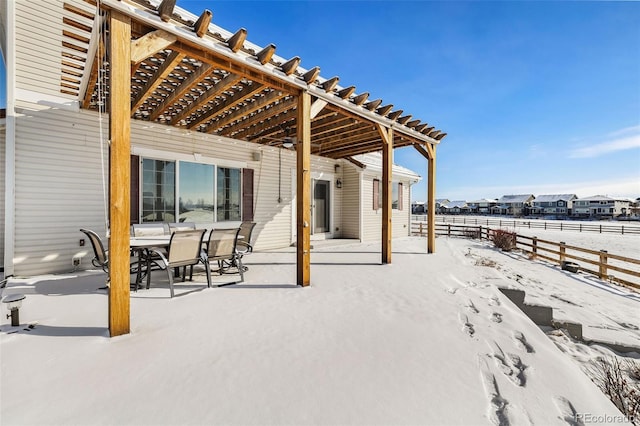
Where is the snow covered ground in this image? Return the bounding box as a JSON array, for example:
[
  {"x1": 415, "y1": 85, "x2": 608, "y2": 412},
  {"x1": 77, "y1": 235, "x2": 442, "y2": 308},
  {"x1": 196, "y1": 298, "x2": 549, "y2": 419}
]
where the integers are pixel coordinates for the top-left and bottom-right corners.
[{"x1": 1, "y1": 233, "x2": 638, "y2": 425}]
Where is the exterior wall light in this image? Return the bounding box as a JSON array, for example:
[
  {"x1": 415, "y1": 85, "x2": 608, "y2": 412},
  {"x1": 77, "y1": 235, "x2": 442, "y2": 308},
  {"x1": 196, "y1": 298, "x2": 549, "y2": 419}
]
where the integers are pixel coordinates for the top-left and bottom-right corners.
[
  {"x1": 2, "y1": 294, "x2": 26, "y2": 327},
  {"x1": 336, "y1": 179, "x2": 342, "y2": 189}
]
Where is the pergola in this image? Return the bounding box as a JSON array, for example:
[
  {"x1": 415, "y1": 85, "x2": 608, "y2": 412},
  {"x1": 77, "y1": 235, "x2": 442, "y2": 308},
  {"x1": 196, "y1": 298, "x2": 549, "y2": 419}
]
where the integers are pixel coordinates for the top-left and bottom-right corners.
[{"x1": 67, "y1": 0, "x2": 445, "y2": 336}]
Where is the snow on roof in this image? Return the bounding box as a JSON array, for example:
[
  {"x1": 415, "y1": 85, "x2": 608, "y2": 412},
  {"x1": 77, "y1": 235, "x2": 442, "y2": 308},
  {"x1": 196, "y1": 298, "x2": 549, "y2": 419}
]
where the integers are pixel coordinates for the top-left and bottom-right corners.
[
  {"x1": 468, "y1": 198, "x2": 497, "y2": 204},
  {"x1": 534, "y1": 194, "x2": 577, "y2": 202},
  {"x1": 446, "y1": 200, "x2": 468, "y2": 208},
  {"x1": 497, "y1": 194, "x2": 534, "y2": 203},
  {"x1": 577, "y1": 195, "x2": 633, "y2": 202}
]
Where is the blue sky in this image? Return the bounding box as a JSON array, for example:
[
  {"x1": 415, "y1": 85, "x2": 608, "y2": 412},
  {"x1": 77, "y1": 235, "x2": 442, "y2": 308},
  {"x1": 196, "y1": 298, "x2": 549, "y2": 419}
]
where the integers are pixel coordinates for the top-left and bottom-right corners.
[
  {"x1": 175, "y1": 0, "x2": 640, "y2": 201},
  {"x1": 2, "y1": 1, "x2": 638, "y2": 201}
]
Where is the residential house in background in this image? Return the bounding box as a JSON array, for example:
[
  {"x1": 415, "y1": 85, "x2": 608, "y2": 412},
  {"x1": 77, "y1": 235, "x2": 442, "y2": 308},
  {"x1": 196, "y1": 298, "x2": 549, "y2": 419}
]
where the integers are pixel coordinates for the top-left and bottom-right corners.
[
  {"x1": 467, "y1": 198, "x2": 498, "y2": 215},
  {"x1": 441, "y1": 200, "x2": 469, "y2": 215},
  {"x1": 530, "y1": 194, "x2": 577, "y2": 218},
  {"x1": 435, "y1": 199, "x2": 451, "y2": 213},
  {"x1": 573, "y1": 195, "x2": 633, "y2": 219},
  {"x1": 491, "y1": 194, "x2": 535, "y2": 217}
]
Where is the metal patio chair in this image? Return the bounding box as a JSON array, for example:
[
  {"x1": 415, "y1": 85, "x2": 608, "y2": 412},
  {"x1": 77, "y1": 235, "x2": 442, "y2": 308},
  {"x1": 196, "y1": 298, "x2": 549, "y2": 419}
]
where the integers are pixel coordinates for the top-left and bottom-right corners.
[
  {"x1": 80, "y1": 228, "x2": 109, "y2": 272},
  {"x1": 148, "y1": 229, "x2": 210, "y2": 297},
  {"x1": 205, "y1": 228, "x2": 244, "y2": 285}
]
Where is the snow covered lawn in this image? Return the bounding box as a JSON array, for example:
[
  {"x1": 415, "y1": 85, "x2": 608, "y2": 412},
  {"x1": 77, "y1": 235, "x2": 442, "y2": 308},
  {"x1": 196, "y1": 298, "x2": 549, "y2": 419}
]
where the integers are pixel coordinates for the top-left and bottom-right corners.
[{"x1": 1, "y1": 236, "x2": 636, "y2": 425}]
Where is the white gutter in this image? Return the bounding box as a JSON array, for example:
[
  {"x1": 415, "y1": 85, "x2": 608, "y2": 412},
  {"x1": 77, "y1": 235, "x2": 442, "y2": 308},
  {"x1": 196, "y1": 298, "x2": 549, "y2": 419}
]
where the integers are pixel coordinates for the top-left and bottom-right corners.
[
  {"x1": 100, "y1": 0, "x2": 440, "y2": 146},
  {"x1": 3, "y1": 0, "x2": 15, "y2": 275}
]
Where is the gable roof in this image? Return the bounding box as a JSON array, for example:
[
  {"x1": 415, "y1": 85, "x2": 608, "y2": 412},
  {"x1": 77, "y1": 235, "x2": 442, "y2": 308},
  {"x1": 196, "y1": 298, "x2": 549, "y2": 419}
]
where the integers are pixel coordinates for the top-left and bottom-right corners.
[
  {"x1": 56, "y1": 0, "x2": 446, "y2": 160},
  {"x1": 497, "y1": 194, "x2": 534, "y2": 203},
  {"x1": 534, "y1": 194, "x2": 577, "y2": 202}
]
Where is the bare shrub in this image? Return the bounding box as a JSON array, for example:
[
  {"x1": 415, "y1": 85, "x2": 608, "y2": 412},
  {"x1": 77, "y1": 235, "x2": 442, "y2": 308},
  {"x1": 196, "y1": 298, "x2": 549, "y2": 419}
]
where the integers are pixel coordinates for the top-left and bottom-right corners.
[
  {"x1": 589, "y1": 357, "x2": 640, "y2": 424},
  {"x1": 475, "y1": 257, "x2": 497, "y2": 268},
  {"x1": 490, "y1": 229, "x2": 517, "y2": 252}
]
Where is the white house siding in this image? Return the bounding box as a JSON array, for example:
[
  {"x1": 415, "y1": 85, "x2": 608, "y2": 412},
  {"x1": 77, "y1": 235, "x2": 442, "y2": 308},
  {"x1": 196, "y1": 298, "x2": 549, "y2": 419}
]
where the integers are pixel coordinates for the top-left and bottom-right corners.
[
  {"x1": 0, "y1": 129, "x2": 5, "y2": 270},
  {"x1": 14, "y1": 0, "x2": 83, "y2": 100},
  {"x1": 10, "y1": 103, "x2": 350, "y2": 275},
  {"x1": 13, "y1": 105, "x2": 108, "y2": 276},
  {"x1": 340, "y1": 165, "x2": 361, "y2": 239},
  {"x1": 360, "y1": 170, "x2": 412, "y2": 242}
]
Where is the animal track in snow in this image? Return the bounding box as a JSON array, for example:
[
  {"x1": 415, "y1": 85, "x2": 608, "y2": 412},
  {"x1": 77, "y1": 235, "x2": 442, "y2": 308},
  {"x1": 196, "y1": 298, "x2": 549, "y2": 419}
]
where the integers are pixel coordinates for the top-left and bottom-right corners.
[
  {"x1": 487, "y1": 295, "x2": 502, "y2": 306},
  {"x1": 491, "y1": 312, "x2": 503, "y2": 323},
  {"x1": 513, "y1": 331, "x2": 535, "y2": 353}
]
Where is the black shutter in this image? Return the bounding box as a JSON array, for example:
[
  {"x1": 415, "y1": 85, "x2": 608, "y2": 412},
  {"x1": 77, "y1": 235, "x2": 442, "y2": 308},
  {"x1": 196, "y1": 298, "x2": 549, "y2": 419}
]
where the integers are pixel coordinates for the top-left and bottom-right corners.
[
  {"x1": 130, "y1": 155, "x2": 139, "y2": 224},
  {"x1": 242, "y1": 168, "x2": 254, "y2": 221}
]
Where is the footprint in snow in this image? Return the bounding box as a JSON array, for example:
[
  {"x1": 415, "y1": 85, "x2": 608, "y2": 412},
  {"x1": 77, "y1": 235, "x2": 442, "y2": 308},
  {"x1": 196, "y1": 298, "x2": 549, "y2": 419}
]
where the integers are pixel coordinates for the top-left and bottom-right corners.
[
  {"x1": 466, "y1": 299, "x2": 480, "y2": 314},
  {"x1": 513, "y1": 331, "x2": 535, "y2": 353},
  {"x1": 478, "y1": 356, "x2": 511, "y2": 426},
  {"x1": 553, "y1": 396, "x2": 584, "y2": 426},
  {"x1": 491, "y1": 312, "x2": 503, "y2": 323},
  {"x1": 490, "y1": 341, "x2": 527, "y2": 387},
  {"x1": 459, "y1": 313, "x2": 476, "y2": 337}
]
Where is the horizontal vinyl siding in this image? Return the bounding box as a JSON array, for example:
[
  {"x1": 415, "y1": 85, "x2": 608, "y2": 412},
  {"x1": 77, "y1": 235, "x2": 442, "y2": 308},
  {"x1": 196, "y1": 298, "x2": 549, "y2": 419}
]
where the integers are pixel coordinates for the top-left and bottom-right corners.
[
  {"x1": 14, "y1": 107, "x2": 108, "y2": 275},
  {"x1": 361, "y1": 172, "x2": 412, "y2": 242},
  {"x1": 0, "y1": 130, "x2": 5, "y2": 269},
  {"x1": 340, "y1": 166, "x2": 360, "y2": 239}
]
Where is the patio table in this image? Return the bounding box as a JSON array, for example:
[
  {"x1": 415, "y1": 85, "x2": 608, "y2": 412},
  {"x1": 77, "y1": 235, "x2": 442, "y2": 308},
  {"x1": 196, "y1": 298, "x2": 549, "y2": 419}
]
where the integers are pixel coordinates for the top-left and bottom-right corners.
[{"x1": 130, "y1": 237, "x2": 170, "y2": 291}]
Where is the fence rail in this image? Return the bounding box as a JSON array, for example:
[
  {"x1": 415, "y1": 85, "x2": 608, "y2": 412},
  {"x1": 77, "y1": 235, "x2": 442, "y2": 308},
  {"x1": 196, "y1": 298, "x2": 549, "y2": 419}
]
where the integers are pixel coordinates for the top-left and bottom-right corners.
[
  {"x1": 411, "y1": 215, "x2": 640, "y2": 235},
  {"x1": 411, "y1": 222, "x2": 640, "y2": 290}
]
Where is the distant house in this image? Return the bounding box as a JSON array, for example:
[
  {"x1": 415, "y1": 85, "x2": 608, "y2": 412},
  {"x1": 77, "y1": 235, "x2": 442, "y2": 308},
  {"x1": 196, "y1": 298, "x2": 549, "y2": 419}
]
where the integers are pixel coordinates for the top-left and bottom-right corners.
[
  {"x1": 491, "y1": 194, "x2": 535, "y2": 217},
  {"x1": 411, "y1": 201, "x2": 426, "y2": 214},
  {"x1": 441, "y1": 200, "x2": 469, "y2": 215},
  {"x1": 467, "y1": 198, "x2": 497, "y2": 215},
  {"x1": 530, "y1": 194, "x2": 577, "y2": 217},
  {"x1": 573, "y1": 195, "x2": 633, "y2": 219},
  {"x1": 435, "y1": 199, "x2": 451, "y2": 214}
]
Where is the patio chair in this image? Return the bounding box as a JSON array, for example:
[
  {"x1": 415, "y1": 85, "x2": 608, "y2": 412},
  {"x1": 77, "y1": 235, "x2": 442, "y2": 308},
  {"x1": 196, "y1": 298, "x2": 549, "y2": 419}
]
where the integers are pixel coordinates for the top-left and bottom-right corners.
[
  {"x1": 148, "y1": 229, "x2": 210, "y2": 297},
  {"x1": 234, "y1": 221, "x2": 256, "y2": 272},
  {"x1": 131, "y1": 222, "x2": 169, "y2": 237},
  {"x1": 80, "y1": 229, "x2": 109, "y2": 272},
  {"x1": 205, "y1": 228, "x2": 244, "y2": 285},
  {"x1": 168, "y1": 222, "x2": 196, "y2": 233}
]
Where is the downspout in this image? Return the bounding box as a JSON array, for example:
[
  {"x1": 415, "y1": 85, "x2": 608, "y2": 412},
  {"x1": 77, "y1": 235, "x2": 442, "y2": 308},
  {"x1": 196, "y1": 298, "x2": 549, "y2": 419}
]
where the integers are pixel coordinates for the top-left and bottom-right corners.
[{"x1": 3, "y1": 0, "x2": 15, "y2": 276}]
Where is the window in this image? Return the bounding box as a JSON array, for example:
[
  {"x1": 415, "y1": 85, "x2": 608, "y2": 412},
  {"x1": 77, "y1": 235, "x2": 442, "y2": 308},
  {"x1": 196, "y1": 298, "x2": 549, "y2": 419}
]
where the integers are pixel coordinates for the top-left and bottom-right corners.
[
  {"x1": 374, "y1": 180, "x2": 403, "y2": 210},
  {"x1": 138, "y1": 157, "x2": 247, "y2": 224},
  {"x1": 179, "y1": 162, "x2": 214, "y2": 223},
  {"x1": 217, "y1": 167, "x2": 241, "y2": 221},
  {"x1": 142, "y1": 159, "x2": 175, "y2": 222}
]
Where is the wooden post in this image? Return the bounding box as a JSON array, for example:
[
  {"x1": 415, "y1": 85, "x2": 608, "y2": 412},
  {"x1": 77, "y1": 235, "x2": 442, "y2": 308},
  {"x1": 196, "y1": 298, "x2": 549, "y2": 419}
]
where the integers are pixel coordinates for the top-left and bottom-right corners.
[
  {"x1": 559, "y1": 241, "x2": 566, "y2": 263},
  {"x1": 599, "y1": 250, "x2": 608, "y2": 280},
  {"x1": 532, "y1": 237, "x2": 538, "y2": 260},
  {"x1": 377, "y1": 125, "x2": 393, "y2": 264},
  {"x1": 296, "y1": 91, "x2": 311, "y2": 286},
  {"x1": 426, "y1": 144, "x2": 436, "y2": 253},
  {"x1": 108, "y1": 11, "x2": 131, "y2": 336}
]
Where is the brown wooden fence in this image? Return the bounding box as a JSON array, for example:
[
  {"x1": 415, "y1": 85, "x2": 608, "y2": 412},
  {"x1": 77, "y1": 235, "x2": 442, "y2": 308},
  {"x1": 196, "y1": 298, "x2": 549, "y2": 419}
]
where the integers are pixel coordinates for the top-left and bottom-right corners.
[
  {"x1": 411, "y1": 215, "x2": 640, "y2": 235},
  {"x1": 411, "y1": 222, "x2": 640, "y2": 290}
]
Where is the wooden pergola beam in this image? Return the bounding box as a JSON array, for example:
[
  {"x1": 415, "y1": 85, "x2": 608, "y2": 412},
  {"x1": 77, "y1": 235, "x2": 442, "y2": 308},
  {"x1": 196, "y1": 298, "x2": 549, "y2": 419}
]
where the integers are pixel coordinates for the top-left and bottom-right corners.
[
  {"x1": 230, "y1": 105, "x2": 297, "y2": 140},
  {"x1": 227, "y1": 28, "x2": 247, "y2": 53},
  {"x1": 377, "y1": 123, "x2": 393, "y2": 264},
  {"x1": 108, "y1": 10, "x2": 131, "y2": 337},
  {"x1": 131, "y1": 50, "x2": 185, "y2": 112},
  {"x1": 297, "y1": 91, "x2": 311, "y2": 286},
  {"x1": 157, "y1": 0, "x2": 176, "y2": 22},
  {"x1": 168, "y1": 72, "x2": 242, "y2": 125},
  {"x1": 193, "y1": 10, "x2": 212, "y2": 38},
  {"x1": 197, "y1": 83, "x2": 266, "y2": 131},
  {"x1": 256, "y1": 43, "x2": 276, "y2": 65},
  {"x1": 130, "y1": 29, "x2": 177, "y2": 64},
  {"x1": 220, "y1": 96, "x2": 296, "y2": 137},
  {"x1": 206, "y1": 89, "x2": 287, "y2": 133},
  {"x1": 148, "y1": 63, "x2": 213, "y2": 121}
]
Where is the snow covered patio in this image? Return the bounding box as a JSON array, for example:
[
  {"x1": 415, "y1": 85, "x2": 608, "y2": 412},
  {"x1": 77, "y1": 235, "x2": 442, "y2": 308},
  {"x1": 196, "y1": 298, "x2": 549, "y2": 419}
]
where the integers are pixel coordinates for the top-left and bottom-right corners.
[{"x1": 1, "y1": 236, "x2": 636, "y2": 425}]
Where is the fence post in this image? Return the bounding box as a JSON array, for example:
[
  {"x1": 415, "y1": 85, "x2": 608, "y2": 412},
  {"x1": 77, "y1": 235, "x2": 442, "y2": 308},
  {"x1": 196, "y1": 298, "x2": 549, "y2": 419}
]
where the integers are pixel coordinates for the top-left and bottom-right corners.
[
  {"x1": 599, "y1": 250, "x2": 608, "y2": 280},
  {"x1": 559, "y1": 241, "x2": 566, "y2": 264},
  {"x1": 545, "y1": 222, "x2": 547, "y2": 230},
  {"x1": 600, "y1": 224, "x2": 602, "y2": 233},
  {"x1": 580, "y1": 223, "x2": 582, "y2": 232},
  {"x1": 622, "y1": 226, "x2": 624, "y2": 235},
  {"x1": 448, "y1": 224, "x2": 451, "y2": 237},
  {"x1": 560, "y1": 222, "x2": 563, "y2": 231},
  {"x1": 532, "y1": 237, "x2": 538, "y2": 260}
]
